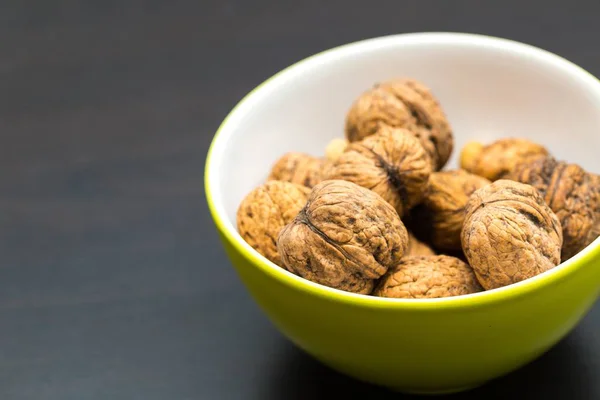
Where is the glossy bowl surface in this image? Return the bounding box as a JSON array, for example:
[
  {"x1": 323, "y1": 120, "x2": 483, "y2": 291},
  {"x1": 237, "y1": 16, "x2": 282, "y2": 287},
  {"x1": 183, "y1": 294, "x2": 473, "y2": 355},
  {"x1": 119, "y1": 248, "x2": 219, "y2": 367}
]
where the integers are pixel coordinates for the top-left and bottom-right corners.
[{"x1": 205, "y1": 32, "x2": 600, "y2": 394}]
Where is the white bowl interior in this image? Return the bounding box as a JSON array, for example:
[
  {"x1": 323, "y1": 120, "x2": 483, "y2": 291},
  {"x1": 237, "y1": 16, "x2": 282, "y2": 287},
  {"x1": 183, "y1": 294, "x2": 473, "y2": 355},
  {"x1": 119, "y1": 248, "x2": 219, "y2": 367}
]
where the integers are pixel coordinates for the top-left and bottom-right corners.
[{"x1": 209, "y1": 33, "x2": 600, "y2": 247}]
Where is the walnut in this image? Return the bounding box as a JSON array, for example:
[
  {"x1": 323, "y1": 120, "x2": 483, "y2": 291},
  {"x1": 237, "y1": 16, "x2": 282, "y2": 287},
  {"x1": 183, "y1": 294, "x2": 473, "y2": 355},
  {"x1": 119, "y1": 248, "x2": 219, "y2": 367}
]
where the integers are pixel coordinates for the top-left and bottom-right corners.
[
  {"x1": 345, "y1": 78, "x2": 454, "y2": 170},
  {"x1": 345, "y1": 86, "x2": 413, "y2": 142},
  {"x1": 324, "y1": 126, "x2": 432, "y2": 217},
  {"x1": 406, "y1": 232, "x2": 436, "y2": 256},
  {"x1": 506, "y1": 156, "x2": 600, "y2": 260},
  {"x1": 373, "y1": 255, "x2": 482, "y2": 299},
  {"x1": 460, "y1": 138, "x2": 549, "y2": 181},
  {"x1": 268, "y1": 152, "x2": 324, "y2": 188},
  {"x1": 589, "y1": 173, "x2": 600, "y2": 244},
  {"x1": 236, "y1": 181, "x2": 310, "y2": 266},
  {"x1": 461, "y1": 180, "x2": 563, "y2": 290},
  {"x1": 325, "y1": 138, "x2": 348, "y2": 162},
  {"x1": 277, "y1": 180, "x2": 409, "y2": 294},
  {"x1": 409, "y1": 170, "x2": 491, "y2": 251}
]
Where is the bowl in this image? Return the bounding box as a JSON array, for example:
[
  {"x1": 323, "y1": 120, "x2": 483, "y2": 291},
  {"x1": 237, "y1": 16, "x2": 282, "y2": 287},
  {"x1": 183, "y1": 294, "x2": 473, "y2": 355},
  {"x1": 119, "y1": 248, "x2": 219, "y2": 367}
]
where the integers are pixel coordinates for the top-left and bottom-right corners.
[{"x1": 204, "y1": 32, "x2": 600, "y2": 394}]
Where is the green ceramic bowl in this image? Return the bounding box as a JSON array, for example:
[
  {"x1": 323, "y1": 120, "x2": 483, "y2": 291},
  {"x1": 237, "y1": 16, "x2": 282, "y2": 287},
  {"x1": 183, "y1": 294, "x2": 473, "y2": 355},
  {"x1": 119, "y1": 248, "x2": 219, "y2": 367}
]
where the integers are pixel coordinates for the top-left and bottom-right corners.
[{"x1": 205, "y1": 32, "x2": 600, "y2": 394}]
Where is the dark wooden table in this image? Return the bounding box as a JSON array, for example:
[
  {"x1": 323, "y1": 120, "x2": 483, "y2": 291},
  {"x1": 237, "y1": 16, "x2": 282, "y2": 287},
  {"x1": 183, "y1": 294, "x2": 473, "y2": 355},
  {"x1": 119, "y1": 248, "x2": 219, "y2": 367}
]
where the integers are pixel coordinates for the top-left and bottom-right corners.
[{"x1": 0, "y1": 1, "x2": 598, "y2": 399}]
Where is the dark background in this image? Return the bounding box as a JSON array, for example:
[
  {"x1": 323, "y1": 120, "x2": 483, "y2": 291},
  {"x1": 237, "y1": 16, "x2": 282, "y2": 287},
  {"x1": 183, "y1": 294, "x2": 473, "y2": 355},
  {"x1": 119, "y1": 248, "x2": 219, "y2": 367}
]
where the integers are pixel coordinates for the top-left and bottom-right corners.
[{"x1": 0, "y1": 1, "x2": 598, "y2": 399}]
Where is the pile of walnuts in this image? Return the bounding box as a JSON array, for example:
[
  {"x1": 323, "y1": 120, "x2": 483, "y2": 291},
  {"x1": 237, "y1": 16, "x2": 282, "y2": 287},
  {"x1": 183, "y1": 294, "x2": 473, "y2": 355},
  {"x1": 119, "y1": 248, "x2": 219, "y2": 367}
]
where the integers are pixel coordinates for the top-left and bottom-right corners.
[{"x1": 236, "y1": 78, "x2": 600, "y2": 299}]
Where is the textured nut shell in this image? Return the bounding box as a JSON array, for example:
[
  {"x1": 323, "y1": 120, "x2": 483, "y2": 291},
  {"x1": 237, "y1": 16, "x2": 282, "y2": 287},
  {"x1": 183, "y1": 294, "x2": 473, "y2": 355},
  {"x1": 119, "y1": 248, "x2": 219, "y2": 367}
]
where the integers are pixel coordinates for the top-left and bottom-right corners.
[
  {"x1": 379, "y1": 79, "x2": 454, "y2": 170},
  {"x1": 507, "y1": 156, "x2": 600, "y2": 260},
  {"x1": 588, "y1": 174, "x2": 600, "y2": 248},
  {"x1": 325, "y1": 138, "x2": 349, "y2": 162},
  {"x1": 460, "y1": 138, "x2": 549, "y2": 181},
  {"x1": 345, "y1": 87, "x2": 414, "y2": 143},
  {"x1": 406, "y1": 232, "x2": 436, "y2": 256},
  {"x1": 410, "y1": 170, "x2": 491, "y2": 250},
  {"x1": 373, "y1": 255, "x2": 482, "y2": 299},
  {"x1": 278, "y1": 180, "x2": 409, "y2": 294},
  {"x1": 268, "y1": 152, "x2": 324, "y2": 188},
  {"x1": 236, "y1": 181, "x2": 310, "y2": 266},
  {"x1": 325, "y1": 126, "x2": 432, "y2": 217},
  {"x1": 461, "y1": 180, "x2": 563, "y2": 290},
  {"x1": 345, "y1": 79, "x2": 453, "y2": 170}
]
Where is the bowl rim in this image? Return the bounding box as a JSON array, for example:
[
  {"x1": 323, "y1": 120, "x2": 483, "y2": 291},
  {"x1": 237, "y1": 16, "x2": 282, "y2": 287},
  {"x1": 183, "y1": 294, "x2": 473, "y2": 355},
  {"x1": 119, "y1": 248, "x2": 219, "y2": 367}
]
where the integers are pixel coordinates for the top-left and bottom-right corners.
[{"x1": 205, "y1": 31, "x2": 600, "y2": 310}]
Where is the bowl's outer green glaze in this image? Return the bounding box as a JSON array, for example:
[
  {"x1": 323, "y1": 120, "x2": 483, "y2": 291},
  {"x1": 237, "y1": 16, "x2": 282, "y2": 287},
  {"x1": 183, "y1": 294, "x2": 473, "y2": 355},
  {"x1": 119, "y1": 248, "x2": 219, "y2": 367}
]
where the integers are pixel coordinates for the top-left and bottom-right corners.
[
  {"x1": 205, "y1": 32, "x2": 600, "y2": 394},
  {"x1": 215, "y1": 227, "x2": 599, "y2": 394}
]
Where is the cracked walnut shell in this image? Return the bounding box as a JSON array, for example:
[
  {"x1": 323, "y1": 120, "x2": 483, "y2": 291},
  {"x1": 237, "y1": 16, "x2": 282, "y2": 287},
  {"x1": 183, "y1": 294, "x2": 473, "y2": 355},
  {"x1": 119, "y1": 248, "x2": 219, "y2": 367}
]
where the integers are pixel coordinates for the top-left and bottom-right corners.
[
  {"x1": 237, "y1": 181, "x2": 310, "y2": 266},
  {"x1": 460, "y1": 138, "x2": 549, "y2": 181},
  {"x1": 268, "y1": 152, "x2": 324, "y2": 188},
  {"x1": 409, "y1": 170, "x2": 491, "y2": 251},
  {"x1": 345, "y1": 78, "x2": 454, "y2": 170},
  {"x1": 461, "y1": 180, "x2": 563, "y2": 290},
  {"x1": 507, "y1": 156, "x2": 600, "y2": 261},
  {"x1": 373, "y1": 255, "x2": 482, "y2": 299},
  {"x1": 277, "y1": 180, "x2": 409, "y2": 294},
  {"x1": 324, "y1": 126, "x2": 432, "y2": 218}
]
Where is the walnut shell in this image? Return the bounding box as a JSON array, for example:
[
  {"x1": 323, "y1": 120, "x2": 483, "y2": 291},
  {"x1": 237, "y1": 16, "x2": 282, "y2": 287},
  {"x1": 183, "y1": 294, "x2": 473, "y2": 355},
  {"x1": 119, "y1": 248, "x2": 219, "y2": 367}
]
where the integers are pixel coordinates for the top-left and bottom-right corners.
[
  {"x1": 460, "y1": 138, "x2": 549, "y2": 181},
  {"x1": 409, "y1": 170, "x2": 491, "y2": 251},
  {"x1": 345, "y1": 78, "x2": 454, "y2": 170},
  {"x1": 325, "y1": 138, "x2": 349, "y2": 162},
  {"x1": 325, "y1": 126, "x2": 432, "y2": 217},
  {"x1": 278, "y1": 180, "x2": 409, "y2": 294},
  {"x1": 406, "y1": 232, "x2": 436, "y2": 256},
  {"x1": 373, "y1": 255, "x2": 483, "y2": 299},
  {"x1": 345, "y1": 86, "x2": 413, "y2": 143},
  {"x1": 268, "y1": 152, "x2": 324, "y2": 188},
  {"x1": 236, "y1": 181, "x2": 310, "y2": 266},
  {"x1": 507, "y1": 156, "x2": 600, "y2": 260},
  {"x1": 461, "y1": 180, "x2": 563, "y2": 290},
  {"x1": 589, "y1": 173, "x2": 600, "y2": 246}
]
